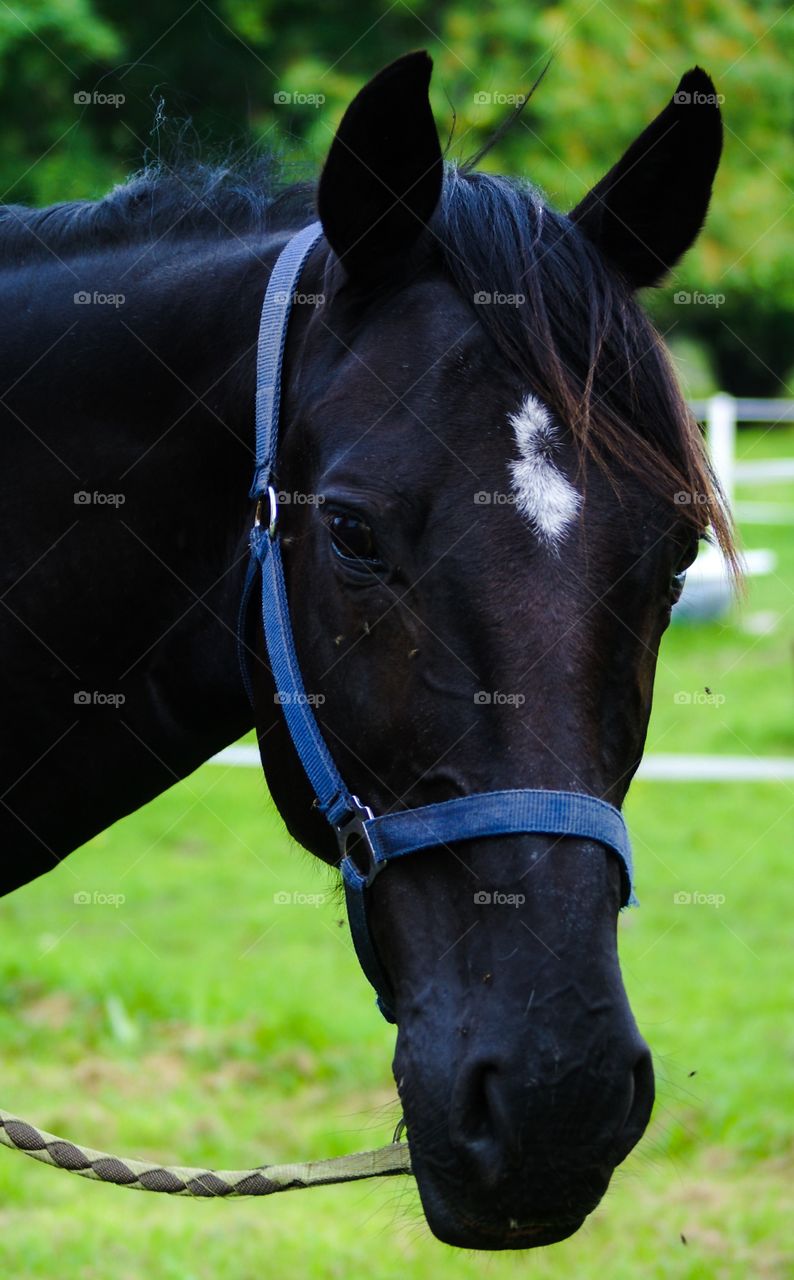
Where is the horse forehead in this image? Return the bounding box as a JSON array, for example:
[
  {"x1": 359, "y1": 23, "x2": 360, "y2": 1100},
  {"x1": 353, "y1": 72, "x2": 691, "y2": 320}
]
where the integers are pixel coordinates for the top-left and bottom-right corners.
[
  {"x1": 507, "y1": 393, "x2": 581, "y2": 546},
  {"x1": 354, "y1": 277, "x2": 489, "y2": 368}
]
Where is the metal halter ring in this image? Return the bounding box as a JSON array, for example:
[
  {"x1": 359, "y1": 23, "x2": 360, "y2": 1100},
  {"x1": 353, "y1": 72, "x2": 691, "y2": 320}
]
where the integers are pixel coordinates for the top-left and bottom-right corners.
[
  {"x1": 254, "y1": 485, "x2": 279, "y2": 539},
  {"x1": 335, "y1": 795, "x2": 378, "y2": 884}
]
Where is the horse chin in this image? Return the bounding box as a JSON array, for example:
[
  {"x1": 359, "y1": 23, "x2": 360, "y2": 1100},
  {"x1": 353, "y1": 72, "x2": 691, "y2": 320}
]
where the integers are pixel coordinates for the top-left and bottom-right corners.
[
  {"x1": 430, "y1": 1214, "x2": 587, "y2": 1251},
  {"x1": 415, "y1": 1172, "x2": 589, "y2": 1250}
]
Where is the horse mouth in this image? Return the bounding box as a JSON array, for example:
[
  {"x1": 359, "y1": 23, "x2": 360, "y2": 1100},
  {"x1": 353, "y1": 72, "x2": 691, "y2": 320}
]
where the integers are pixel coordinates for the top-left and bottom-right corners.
[
  {"x1": 426, "y1": 1207, "x2": 588, "y2": 1251},
  {"x1": 409, "y1": 1151, "x2": 592, "y2": 1249}
]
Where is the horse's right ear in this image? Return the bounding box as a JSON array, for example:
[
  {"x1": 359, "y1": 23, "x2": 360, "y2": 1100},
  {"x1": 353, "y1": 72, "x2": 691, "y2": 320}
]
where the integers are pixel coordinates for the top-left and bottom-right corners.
[{"x1": 318, "y1": 51, "x2": 443, "y2": 278}]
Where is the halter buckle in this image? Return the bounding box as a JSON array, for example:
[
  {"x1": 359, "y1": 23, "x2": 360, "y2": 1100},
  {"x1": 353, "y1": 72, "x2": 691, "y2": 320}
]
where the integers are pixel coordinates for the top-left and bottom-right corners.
[
  {"x1": 254, "y1": 485, "x2": 279, "y2": 539},
  {"x1": 336, "y1": 796, "x2": 378, "y2": 885}
]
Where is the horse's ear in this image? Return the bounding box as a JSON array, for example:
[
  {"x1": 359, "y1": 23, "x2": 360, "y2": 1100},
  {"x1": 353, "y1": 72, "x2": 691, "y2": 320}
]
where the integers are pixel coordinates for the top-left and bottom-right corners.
[
  {"x1": 569, "y1": 68, "x2": 723, "y2": 289},
  {"x1": 318, "y1": 51, "x2": 443, "y2": 278}
]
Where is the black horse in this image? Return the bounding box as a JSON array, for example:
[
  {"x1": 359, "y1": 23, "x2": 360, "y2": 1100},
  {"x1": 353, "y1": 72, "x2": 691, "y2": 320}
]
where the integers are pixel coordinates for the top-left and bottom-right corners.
[{"x1": 0, "y1": 53, "x2": 733, "y2": 1249}]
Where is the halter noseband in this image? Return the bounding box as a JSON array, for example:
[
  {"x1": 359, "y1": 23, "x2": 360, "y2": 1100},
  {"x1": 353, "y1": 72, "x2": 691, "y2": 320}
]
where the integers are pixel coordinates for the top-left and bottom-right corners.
[{"x1": 239, "y1": 221, "x2": 637, "y2": 1023}]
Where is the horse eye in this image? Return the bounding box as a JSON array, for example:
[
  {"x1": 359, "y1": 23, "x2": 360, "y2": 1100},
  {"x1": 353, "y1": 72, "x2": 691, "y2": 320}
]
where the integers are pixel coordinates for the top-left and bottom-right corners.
[
  {"x1": 671, "y1": 535, "x2": 700, "y2": 602},
  {"x1": 328, "y1": 513, "x2": 380, "y2": 564}
]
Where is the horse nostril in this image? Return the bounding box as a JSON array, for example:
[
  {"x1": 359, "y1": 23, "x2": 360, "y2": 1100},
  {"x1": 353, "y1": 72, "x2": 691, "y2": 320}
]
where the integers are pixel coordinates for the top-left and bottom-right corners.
[
  {"x1": 615, "y1": 1045, "x2": 655, "y2": 1160},
  {"x1": 447, "y1": 1043, "x2": 655, "y2": 1188},
  {"x1": 452, "y1": 1059, "x2": 490, "y2": 1138},
  {"x1": 449, "y1": 1059, "x2": 513, "y2": 1180}
]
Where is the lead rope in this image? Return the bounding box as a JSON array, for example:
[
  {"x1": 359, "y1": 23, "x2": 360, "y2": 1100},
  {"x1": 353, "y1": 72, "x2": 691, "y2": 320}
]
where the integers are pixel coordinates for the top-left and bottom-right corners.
[{"x1": 0, "y1": 1110, "x2": 410, "y2": 1197}]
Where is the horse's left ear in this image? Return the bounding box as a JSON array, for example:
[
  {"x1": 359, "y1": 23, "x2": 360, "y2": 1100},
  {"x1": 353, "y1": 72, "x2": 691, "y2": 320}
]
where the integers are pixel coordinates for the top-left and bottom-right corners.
[
  {"x1": 318, "y1": 51, "x2": 443, "y2": 278},
  {"x1": 569, "y1": 68, "x2": 723, "y2": 289}
]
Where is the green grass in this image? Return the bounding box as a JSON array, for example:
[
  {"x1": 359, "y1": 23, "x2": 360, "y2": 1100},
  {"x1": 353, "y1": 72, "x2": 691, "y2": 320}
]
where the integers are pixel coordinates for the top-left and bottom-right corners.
[{"x1": 0, "y1": 427, "x2": 791, "y2": 1278}]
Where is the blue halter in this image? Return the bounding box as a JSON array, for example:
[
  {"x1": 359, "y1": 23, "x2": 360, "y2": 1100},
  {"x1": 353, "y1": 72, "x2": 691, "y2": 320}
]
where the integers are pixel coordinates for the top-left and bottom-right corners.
[{"x1": 240, "y1": 220, "x2": 637, "y2": 1023}]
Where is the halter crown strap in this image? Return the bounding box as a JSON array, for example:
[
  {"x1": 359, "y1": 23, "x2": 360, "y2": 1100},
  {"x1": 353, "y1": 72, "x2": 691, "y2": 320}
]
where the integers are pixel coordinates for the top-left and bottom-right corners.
[
  {"x1": 240, "y1": 221, "x2": 638, "y2": 1025},
  {"x1": 250, "y1": 221, "x2": 326, "y2": 499}
]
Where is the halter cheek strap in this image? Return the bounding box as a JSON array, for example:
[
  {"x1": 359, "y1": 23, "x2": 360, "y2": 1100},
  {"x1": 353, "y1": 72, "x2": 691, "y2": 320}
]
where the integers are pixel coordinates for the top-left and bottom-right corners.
[{"x1": 239, "y1": 220, "x2": 638, "y2": 1025}]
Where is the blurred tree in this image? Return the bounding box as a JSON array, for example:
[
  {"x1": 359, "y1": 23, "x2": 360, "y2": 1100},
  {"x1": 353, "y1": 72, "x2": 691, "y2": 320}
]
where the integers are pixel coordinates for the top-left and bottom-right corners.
[{"x1": 0, "y1": 0, "x2": 791, "y2": 393}]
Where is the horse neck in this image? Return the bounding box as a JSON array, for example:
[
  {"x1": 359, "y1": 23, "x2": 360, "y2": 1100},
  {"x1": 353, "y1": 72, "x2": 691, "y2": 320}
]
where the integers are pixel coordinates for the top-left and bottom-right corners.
[{"x1": 0, "y1": 231, "x2": 287, "y2": 894}]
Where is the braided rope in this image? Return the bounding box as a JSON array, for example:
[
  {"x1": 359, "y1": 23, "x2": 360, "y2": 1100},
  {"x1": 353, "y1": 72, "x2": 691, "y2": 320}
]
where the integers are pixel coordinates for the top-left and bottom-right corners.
[{"x1": 0, "y1": 1111, "x2": 411, "y2": 1197}]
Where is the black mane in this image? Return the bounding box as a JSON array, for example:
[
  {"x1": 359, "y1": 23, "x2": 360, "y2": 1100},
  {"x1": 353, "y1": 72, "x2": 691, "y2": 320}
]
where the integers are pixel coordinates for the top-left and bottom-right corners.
[{"x1": 0, "y1": 158, "x2": 314, "y2": 256}]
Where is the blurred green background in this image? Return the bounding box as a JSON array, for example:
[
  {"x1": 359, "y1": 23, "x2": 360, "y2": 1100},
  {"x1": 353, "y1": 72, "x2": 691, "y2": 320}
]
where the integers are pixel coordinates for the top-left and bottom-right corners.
[
  {"x1": 1, "y1": 0, "x2": 793, "y2": 392},
  {"x1": 1, "y1": 2, "x2": 792, "y2": 1277}
]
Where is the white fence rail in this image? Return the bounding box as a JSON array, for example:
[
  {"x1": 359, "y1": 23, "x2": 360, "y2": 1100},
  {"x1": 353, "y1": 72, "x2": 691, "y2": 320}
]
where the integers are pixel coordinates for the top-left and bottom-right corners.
[
  {"x1": 210, "y1": 746, "x2": 794, "y2": 782},
  {"x1": 689, "y1": 395, "x2": 793, "y2": 524}
]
